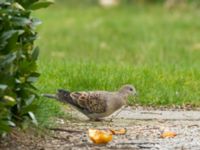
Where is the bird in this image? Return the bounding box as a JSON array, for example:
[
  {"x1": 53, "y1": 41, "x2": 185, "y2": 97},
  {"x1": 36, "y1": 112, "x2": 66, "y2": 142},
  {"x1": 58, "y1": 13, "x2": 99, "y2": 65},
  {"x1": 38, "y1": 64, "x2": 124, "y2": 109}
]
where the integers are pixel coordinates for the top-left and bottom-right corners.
[{"x1": 43, "y1": 84, "x2": 137, "y2": 121}]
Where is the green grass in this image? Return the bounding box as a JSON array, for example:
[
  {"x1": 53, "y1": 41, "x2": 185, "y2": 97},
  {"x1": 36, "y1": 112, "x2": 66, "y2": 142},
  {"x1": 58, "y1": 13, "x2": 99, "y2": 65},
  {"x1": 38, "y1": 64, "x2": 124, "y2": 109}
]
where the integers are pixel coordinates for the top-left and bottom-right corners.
[{"x1": 33, "y1": 2, "x2": 200, "y2": 125}]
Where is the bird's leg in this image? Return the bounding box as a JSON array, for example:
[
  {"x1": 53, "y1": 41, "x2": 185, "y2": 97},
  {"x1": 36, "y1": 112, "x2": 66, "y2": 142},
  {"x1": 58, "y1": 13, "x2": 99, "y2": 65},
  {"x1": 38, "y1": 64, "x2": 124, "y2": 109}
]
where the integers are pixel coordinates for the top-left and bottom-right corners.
[
  {"x1": 109, "y1": 105, "x2": 128, "y2": 122},
  {"x1": 70, "y1": 109, "x2": 72, "y2": 119},
  {"x1": 95, "y1": 118, "x2": 102, "y2": 121},
  {"x1": 89, "y1": 118, "x2": 102, "y2": 122},
  {"x1": 94, "y1": 118, "x2": 102, "y2": 122}
]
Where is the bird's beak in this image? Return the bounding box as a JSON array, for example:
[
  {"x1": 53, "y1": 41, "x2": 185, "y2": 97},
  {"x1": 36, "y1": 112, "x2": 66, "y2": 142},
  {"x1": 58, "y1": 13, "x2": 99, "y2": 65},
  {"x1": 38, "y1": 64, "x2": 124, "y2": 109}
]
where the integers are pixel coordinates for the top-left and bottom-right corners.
[
  {"x1": 132, "y1": 91, "x2": 138, "y2": 97},
  {"x1": 130, "y1": 92, "x2": 138, "y2": 102}
]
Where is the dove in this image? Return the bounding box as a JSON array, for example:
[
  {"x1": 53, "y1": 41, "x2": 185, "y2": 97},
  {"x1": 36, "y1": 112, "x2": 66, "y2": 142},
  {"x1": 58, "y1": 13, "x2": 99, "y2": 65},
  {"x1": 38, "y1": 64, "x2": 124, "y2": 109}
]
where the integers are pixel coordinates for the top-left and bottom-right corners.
[{"x1": 43, "y1": 84, "x2": 137, "y2": 121}]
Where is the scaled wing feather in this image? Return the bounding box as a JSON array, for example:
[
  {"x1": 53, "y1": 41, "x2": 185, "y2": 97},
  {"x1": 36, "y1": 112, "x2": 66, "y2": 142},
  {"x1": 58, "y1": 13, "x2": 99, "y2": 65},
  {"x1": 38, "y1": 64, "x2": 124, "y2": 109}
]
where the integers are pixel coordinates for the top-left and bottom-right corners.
[{"x1": 70, "y1": 92, "x2": 106, "y2": 113}]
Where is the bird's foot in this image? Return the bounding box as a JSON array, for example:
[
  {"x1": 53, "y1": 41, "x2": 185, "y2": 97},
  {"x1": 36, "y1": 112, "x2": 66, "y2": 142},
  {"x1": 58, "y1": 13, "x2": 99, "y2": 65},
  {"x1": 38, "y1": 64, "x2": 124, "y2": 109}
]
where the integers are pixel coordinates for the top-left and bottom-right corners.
[
  {"x1": 89, "y1": 118, "x2": 102, "y2": 122},
  {"x1": 108, "y1": 118, "x2": 114, "y2": 122}
]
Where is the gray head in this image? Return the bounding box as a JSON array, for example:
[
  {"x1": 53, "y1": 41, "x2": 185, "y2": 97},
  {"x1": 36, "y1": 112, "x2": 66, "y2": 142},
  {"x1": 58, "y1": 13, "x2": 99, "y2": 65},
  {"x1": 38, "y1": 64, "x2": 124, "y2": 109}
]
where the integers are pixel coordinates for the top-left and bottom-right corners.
[{"x1": 118, "y1": 84, "x2": 137, "y2": 97}]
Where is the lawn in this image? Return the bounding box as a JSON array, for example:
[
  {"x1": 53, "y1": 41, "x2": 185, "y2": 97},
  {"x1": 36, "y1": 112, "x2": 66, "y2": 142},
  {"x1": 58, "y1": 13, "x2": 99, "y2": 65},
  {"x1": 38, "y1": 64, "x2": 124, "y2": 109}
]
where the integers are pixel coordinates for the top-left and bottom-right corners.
[{"x1": 33, "y1": 1, "x2": 200, "y2": 125}]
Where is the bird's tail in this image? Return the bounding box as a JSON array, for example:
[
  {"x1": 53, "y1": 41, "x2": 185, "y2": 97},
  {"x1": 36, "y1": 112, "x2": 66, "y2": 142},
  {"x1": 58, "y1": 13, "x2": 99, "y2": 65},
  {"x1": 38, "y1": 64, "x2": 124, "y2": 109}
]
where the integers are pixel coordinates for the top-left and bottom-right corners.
[
  {"x1": 56, "y1": 89, "x2": 84, "y2": 112},
  {"x1": 42, "y1": 94, "x2": 58, "y2": 99},
  {"x1": 42, "y1": 89, "x2": 72, "y2": 104},
  {"x1": 56, "y1": 89, "x2": 72, "y2": 103},
  {"x1": 43, "y1": 89, "x2": 85, "y2": 114}
]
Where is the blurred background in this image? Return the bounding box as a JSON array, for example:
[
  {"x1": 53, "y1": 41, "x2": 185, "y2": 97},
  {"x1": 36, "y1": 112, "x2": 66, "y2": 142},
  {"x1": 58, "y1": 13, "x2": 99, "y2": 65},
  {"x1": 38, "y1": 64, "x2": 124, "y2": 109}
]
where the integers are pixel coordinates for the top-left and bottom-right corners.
[{"x1": 35, "y1": 0, "x2": 200, "y2": 66}]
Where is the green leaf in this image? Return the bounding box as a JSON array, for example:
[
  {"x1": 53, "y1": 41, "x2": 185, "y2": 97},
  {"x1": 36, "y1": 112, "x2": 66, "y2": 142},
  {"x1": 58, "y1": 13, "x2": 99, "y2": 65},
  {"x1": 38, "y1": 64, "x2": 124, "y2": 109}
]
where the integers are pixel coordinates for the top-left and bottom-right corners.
[
  {"x1": 0, "y1": 30, "x2": 24, "y2": 43},
  {"x1": 18, "y1": 61, "x2": 36, "y2": 74},
  {"x1": 25, "y1": 94, "x2": 35, "y2": 106},
  {"x1": 29, "y1": 84, "x2": 37, "y2": 90},
  {"x1": 27, "y1": 72, "x2": 40, "y2": 83},
  {"x1": 12, "y1": 17, "x2": 31, "y2": 27},
  {"x1": 0, "y1": 3, "x2": 10, "y2": 8},
  {"x1": 27, "y1": 77, "x2": 38, "y2": 83},
  {"x1": 27, "y1": 76, "x2": 38, "y2": 83},
  {"x1": 13, "y1": 0, "x2": 38, "y2": 9},
  {"x1": 0, "y1": 121, "x2": 11, "y2": 133},
  {"x1": 8, "y1": 121, "x2": 16, "y2": 127},
  {"x1": 0, "y1": 53, "x2": 16, "y2": 67},
  {"x1": 20, "y1": 104, "x2": 37, "y2": 116},
  {"x1": 29, "y1": 0, "x2": 54, "y2": 10},
  {"x1": 12, "y1": 2, "x2": 25, "y2": 11},
  {"x1": 31, "y1": 46, "x2": 39, "y2": 61},
  {"x1": 0, "y1": 84, "x2": 7, "y2": 90},
  {"x1": 28, "y1": 112, "x2": 38, "y2": 125},
  {"x1": 4, "y1": 32, "x2": 18, "y2": 53},
  {"x1": 0, "y1": 31, "x2": 16, "y2": 52},
  {"x1": 5, "y1": 100, "x2": 16, "y2": 107},
  {"x1": 0, "y1": 30, "x2": 24, "y2": 52},
  {"x1": 31, "y1": 18, "x2": 42, "y2": 27},
  {"x1": 3, "y1": 96, "x2": 16, "y2": 106}
]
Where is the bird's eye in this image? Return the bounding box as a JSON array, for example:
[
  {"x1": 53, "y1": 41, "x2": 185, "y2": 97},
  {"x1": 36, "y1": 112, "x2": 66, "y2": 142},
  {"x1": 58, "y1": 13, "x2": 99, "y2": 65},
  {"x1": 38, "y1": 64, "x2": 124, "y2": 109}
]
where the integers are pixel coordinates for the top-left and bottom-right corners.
[{"x1": 130, "y1": 88, "x2": 133, "y2": 91}]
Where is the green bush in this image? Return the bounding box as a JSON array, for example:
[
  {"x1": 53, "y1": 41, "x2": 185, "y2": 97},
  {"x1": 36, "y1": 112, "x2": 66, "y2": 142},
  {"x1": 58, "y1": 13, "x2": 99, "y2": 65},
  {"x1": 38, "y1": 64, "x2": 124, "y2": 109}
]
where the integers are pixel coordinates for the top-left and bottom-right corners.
[{"x1": 0, "y1": 0, "x2": 53, "y2": 135}]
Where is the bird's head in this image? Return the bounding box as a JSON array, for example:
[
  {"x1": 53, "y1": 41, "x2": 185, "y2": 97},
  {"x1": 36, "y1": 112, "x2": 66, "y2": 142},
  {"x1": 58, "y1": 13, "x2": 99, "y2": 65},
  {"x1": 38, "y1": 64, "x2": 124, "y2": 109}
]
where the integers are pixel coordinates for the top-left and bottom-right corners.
[{"x1": 119, "y1": 84, "x2": 137, "y2": 97}]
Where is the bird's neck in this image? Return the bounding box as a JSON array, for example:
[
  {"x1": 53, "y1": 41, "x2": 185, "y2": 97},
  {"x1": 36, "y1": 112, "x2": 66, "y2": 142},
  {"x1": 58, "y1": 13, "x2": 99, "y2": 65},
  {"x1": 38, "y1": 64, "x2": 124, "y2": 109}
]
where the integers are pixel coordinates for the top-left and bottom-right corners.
[
  {"x1": 118, "y1": 91, "x2": 129, "y2": 99},
  {"x1": 105, "y1": 95, "x2": 125, "y2": 116},
  {"x1": 113, "y1": 95, "x2": 126, "y2": 110}
]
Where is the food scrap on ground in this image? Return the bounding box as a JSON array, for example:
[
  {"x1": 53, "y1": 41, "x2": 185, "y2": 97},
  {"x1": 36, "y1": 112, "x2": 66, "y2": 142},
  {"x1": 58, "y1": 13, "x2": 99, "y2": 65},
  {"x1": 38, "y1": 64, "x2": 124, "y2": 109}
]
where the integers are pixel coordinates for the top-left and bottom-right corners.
[
  {"x1": 88, "y1": 129, "x2": 113, "y2": 144},
  {"x1": 160, "y1": 131, "x2": 177, "y2": 138},
  {"x1": 88, "y1": 128, "x2": 126, "y2": 144},
  {"x1": 109, "y1": 128, "x2": 127, "y2": 135}
]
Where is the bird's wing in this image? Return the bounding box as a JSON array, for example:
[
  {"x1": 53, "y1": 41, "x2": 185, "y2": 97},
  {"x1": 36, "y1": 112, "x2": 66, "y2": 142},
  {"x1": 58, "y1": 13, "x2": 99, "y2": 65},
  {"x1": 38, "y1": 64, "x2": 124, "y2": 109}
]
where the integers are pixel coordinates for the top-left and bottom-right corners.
[{"x1": 70, "y1": 91, "x2": 107, "y2": 114}]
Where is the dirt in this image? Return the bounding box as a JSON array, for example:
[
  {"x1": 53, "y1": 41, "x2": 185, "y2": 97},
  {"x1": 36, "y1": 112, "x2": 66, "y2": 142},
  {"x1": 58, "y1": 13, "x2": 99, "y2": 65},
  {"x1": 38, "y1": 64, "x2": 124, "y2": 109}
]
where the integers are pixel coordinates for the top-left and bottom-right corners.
[{"x1": 1, "y1": 107, "x2": 200, "y2": 150}]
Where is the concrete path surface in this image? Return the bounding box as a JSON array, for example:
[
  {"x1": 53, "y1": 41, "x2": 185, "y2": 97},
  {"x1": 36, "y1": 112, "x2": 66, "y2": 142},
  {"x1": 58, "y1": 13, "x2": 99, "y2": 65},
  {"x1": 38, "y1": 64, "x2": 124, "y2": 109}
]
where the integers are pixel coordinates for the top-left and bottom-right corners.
[
  {"x1": 116, "y1": 107, "x2": 200, "y2": 120},
  {"x1": 1, "y1": 107, "x2": 200, "y2": 150},
  {"x1": 48, "y1": 107, "x2": 200, "y2": 150}
]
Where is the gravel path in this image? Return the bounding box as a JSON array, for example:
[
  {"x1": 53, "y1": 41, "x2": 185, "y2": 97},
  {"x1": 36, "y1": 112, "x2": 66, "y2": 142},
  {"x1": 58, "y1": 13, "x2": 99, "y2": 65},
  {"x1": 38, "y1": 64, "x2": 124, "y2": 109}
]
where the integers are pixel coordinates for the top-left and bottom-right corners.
[
  {"x1": 1, "y1": 107, "x2": 200, "y2": 150},
  {"x1": 45, "y1": 119, "x2": 200, "y2": 150}
]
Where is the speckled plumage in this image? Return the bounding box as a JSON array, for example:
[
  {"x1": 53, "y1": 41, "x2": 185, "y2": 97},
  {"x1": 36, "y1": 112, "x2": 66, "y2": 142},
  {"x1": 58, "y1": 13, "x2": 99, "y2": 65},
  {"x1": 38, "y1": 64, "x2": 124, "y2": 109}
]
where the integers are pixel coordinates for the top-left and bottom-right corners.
[{"x1": 44, "y1": 85, "x2": 137, "y2": 120}]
